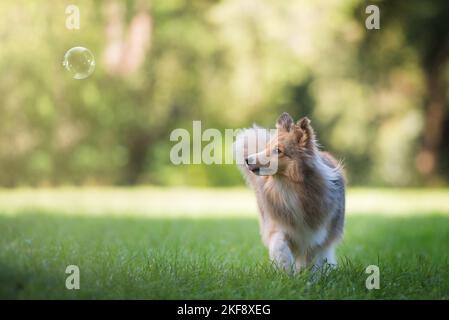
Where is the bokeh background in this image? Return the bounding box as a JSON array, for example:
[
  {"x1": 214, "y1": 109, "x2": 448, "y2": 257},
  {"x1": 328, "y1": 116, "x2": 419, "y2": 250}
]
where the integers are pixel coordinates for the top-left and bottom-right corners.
[{"x1": 1, "y1": 0, "x2": 448, "y2": 188}]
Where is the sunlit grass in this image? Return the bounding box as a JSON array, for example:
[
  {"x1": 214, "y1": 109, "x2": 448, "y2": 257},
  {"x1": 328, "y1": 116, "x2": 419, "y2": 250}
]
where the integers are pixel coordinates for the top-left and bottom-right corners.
[
  {"x1": 1, "y1": 187, "x2": 449, "y2": 217},
  {"x1": 0, "y1": 187, "x2": 449, "y2": 299}
]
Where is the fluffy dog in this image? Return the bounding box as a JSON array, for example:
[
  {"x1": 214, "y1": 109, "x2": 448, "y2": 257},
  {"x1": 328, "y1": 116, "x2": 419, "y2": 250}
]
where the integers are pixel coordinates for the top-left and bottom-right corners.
[{"x1": 235, "y1": 112, "x2": 345, "y2": 273}]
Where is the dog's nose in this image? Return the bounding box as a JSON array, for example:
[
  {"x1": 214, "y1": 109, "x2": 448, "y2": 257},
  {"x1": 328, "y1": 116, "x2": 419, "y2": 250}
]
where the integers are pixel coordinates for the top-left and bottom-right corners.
[{"x1": 245, "y1": 158, "x2": 249, "y2": 165}]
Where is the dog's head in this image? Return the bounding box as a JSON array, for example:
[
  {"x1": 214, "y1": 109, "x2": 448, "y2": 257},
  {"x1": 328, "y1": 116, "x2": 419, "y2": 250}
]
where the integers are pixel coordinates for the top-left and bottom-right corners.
[{"x1": 245, "y1": 112, "x2": 316, "y2": 176}]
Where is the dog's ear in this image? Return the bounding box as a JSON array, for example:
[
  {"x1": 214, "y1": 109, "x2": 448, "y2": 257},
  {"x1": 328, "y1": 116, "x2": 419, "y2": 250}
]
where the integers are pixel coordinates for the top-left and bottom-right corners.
[
  {"x1": 276, "y1": 112, "x2": 294, "y2": 131},
  {"x1": 297, "y1": 117, "x2": 311, "y2": 130},
  {"x1": 295, "y1": 117, "x2": 316, "y2": 149}
]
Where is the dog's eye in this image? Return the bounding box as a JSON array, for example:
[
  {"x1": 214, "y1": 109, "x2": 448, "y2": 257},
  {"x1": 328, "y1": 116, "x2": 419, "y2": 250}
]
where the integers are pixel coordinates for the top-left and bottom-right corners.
[{"x1": 274, "y1": 147, "x2": 282, "y2": 154}]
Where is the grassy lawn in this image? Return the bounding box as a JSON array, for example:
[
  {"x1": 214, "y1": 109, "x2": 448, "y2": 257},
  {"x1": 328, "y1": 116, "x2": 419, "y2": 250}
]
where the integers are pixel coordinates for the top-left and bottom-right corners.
[{"x1": 0, "y1": 187, "x2": 449, "y2": 299}]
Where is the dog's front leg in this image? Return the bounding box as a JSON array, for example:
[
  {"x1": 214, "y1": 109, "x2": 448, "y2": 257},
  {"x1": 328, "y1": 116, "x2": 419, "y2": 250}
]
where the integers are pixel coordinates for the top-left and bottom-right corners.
[
  {"x1": 268, "y1": 232, "x2": 295, "y2": 274},
  {"x1": 311, "y1": 246, "x2": 337, "y2": 275},
  {"x1": 295, "y1": 256, "x2": 307, "y2": 273}
]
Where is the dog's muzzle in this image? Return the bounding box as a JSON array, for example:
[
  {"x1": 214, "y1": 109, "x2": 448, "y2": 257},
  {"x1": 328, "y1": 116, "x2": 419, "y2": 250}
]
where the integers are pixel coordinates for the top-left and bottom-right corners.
[{"x1": 245, "y1": 157, "x2": 260, "y2": 174}]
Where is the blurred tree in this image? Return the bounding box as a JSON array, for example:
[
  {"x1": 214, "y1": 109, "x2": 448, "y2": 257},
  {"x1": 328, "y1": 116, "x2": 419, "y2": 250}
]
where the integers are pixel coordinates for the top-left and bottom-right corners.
[
  {"x1": 0, "y1": 0, "x2": 447, "y2": 187},
  {"x1": 354, "y1": 0, "x2": 449, "y2": 184}
]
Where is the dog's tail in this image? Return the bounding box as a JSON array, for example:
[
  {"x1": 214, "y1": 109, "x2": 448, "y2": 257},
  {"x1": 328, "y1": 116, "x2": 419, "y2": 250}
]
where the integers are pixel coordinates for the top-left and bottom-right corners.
[{"x1": 233, "y1": 125, "x2": 272, "y2": 179}]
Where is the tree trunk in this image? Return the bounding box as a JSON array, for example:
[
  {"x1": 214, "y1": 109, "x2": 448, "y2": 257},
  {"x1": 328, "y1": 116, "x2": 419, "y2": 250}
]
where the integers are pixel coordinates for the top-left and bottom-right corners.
[
  {"x1": 416, "y1": 42, "x2": 449, "y2": 183},
  {"x1": 123, "y1": 130, "x2": 152, "y2": 184}
]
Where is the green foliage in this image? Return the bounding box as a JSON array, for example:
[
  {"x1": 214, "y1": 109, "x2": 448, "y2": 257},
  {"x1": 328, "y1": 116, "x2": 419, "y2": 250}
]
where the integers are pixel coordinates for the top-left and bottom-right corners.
[{"x1": 0, "y1": 1, "x2": 448, "y2": 186}]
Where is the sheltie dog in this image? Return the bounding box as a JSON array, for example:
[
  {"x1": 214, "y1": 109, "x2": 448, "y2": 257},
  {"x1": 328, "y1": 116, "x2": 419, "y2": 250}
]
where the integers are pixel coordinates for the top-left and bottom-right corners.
[{"x1": 234, "y1": 112, "x2": 345, "y2": 274}]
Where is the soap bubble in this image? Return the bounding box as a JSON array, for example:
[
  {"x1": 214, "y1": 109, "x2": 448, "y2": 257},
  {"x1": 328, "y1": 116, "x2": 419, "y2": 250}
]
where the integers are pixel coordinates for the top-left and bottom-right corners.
[{"x1": 62, "y1": 47, "x2": 95, "y2": 80}]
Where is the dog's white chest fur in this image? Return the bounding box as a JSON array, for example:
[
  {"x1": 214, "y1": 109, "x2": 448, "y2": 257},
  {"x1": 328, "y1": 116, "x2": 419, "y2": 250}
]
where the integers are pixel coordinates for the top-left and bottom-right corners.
[{"x1": 264, "y1": 179, "x2": 329, "y2": 253}]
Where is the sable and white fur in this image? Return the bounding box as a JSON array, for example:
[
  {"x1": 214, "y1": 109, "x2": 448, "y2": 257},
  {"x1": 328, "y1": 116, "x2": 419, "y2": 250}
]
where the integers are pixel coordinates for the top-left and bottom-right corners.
[{"x1": 234, "y1": 112, "x2": 345, "y2": 273}]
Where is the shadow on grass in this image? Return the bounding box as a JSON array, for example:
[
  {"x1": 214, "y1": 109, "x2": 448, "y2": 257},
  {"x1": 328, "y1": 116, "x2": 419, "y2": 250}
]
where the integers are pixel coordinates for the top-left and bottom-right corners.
[{"x1": 1, "y1": 211, "x2": 449, "y2": 299}]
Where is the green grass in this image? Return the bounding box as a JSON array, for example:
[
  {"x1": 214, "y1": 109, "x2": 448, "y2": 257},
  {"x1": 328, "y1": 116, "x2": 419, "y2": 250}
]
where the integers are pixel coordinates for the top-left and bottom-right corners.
[{"x1": 0, "y1": 187, "x2": 449, "y2": 299}]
